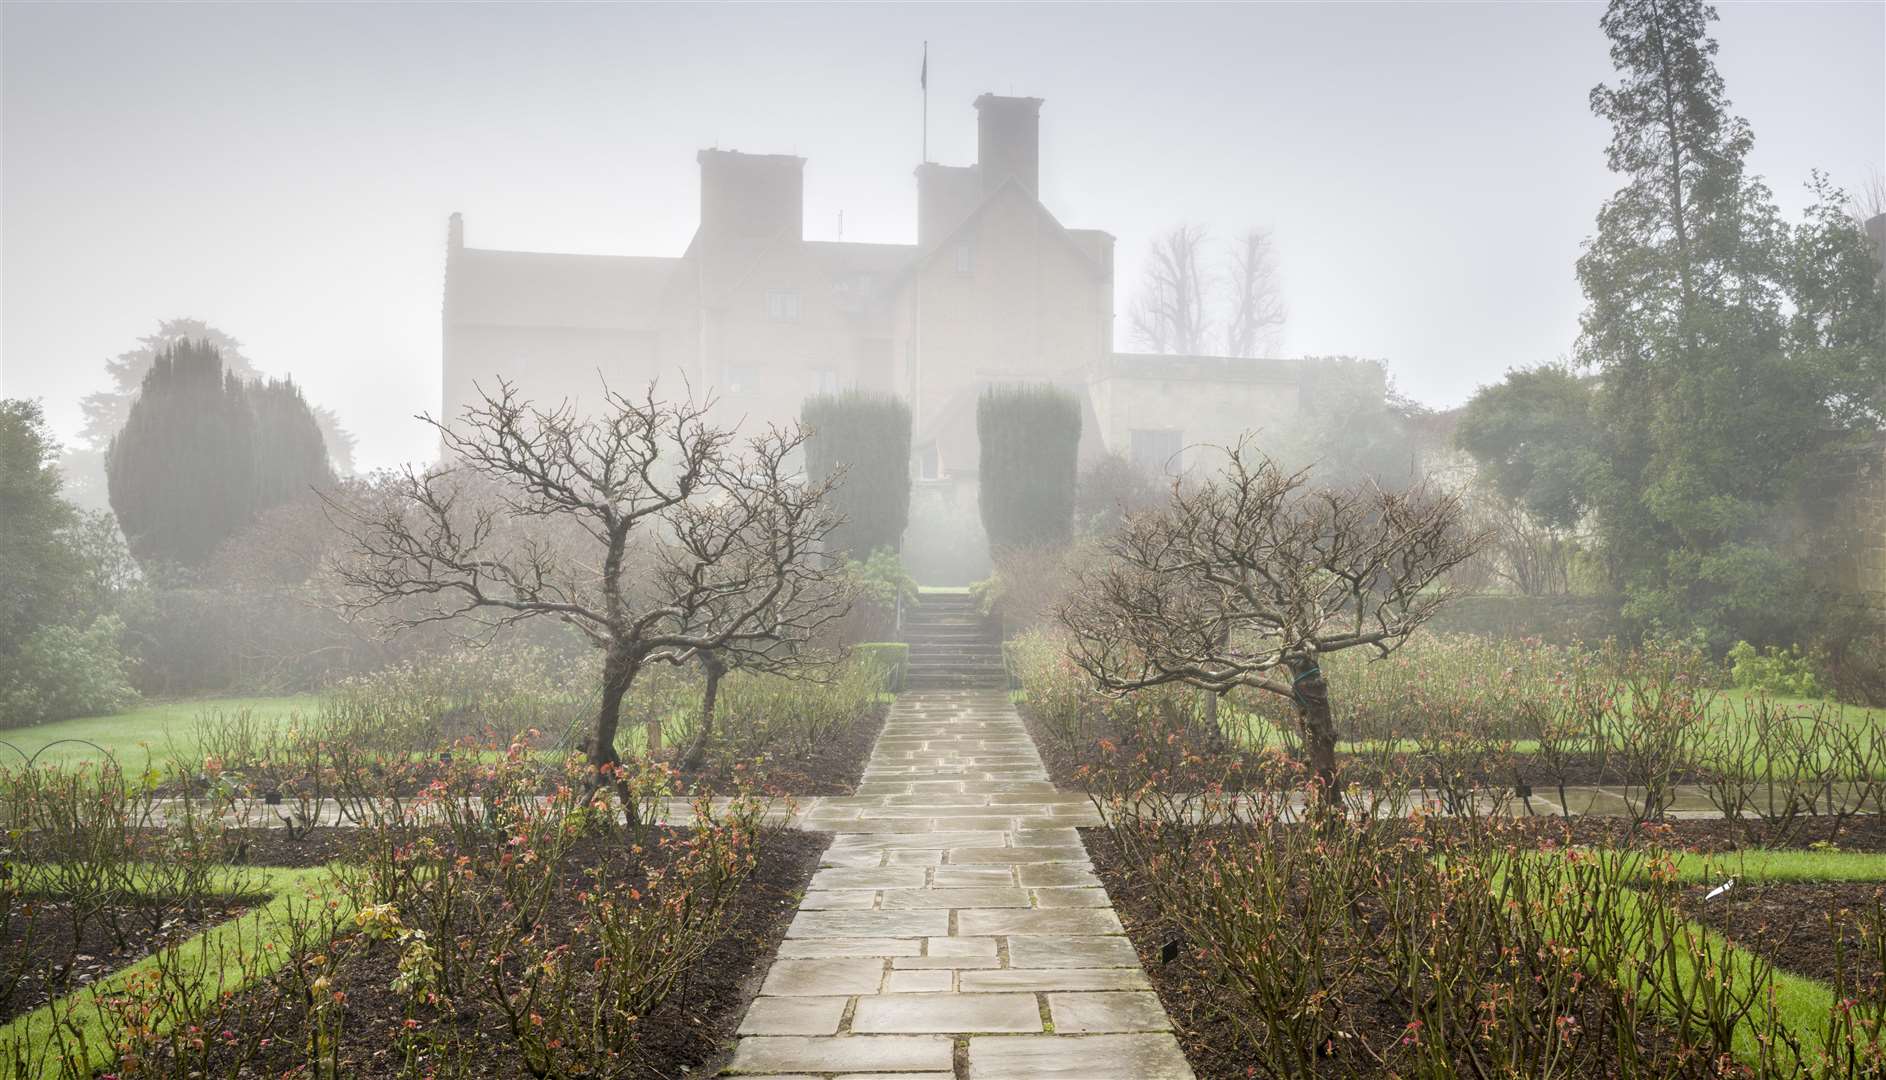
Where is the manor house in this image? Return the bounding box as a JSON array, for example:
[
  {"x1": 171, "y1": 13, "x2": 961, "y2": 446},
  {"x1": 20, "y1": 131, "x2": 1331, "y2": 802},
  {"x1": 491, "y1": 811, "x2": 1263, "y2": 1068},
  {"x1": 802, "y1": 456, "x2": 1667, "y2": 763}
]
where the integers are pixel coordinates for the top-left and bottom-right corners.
[{"x1": 440, "y1": 93, "x2": 1348, "y2": 481}]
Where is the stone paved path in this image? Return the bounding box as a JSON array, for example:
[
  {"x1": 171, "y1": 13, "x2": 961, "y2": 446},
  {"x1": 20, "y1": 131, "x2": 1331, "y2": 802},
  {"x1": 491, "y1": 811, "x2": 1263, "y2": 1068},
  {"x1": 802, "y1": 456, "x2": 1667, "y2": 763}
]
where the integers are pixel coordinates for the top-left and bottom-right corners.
[{"x1": 722, "y1": 688, "x2": 1195, "y2": 1080}]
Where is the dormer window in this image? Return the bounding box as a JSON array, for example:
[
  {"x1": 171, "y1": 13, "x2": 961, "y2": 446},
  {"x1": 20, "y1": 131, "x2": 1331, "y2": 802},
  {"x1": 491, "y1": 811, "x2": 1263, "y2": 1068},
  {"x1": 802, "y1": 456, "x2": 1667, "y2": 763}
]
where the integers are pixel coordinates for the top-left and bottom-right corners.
[{"x1": 766, "y1": 289, "x2": 801, "y2": 322}]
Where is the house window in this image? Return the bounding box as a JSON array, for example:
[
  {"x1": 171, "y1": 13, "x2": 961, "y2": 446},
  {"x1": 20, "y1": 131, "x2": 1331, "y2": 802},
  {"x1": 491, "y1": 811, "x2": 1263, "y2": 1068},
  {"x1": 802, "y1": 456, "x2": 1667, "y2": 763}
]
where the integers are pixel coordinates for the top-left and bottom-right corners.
[
  {"x1": 766, "y1": 289, "x2": 801, "y2": 322},
  {"x1": 812, "y1": 367, "x2": 842, "y2": 395},
  {"x1": 954, "y1": 237, "x2": 974, "y2": 275},
  {"x1": 724, "y1": 363, "x2": 755, "y2": 395},
  {"x1": 1130, "y1": 429, "x2": 1184, "y2": 475}
]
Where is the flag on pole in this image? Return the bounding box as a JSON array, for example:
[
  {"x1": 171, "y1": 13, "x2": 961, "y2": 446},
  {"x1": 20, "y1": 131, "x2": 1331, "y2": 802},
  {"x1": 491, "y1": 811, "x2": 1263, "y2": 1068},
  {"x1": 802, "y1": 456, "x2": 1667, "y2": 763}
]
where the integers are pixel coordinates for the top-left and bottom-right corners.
[{"x1": 921, "y1": 42, "x2": 928, "y2": 90}]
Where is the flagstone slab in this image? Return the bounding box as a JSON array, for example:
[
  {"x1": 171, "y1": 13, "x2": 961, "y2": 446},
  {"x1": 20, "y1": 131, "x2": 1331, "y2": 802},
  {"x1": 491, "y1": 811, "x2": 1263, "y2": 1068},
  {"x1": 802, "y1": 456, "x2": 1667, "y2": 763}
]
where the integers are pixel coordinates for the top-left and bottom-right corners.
[
  {"x1": 956, "y1": 908, "x2": 1125, "y2": 937},
  {"x1": 884, "y1": 969, "x2": 955, "y2": 992},
  {"x1": 759, "y1": 958, "x2": 886, "y2": 996},
  {"x1": 1016, "y1": 863, "x2": 1102, "y2": 887},
  {"x1": 798, "y1": 891, "x2": 879, "y2": 910},
  {"x1": 1032, "y1": 886, "x2": 1112, "y2": 908},
  {"x1": 931, "y1": 865, "x2": 1021, "y2": 887},
  {"x1": 1047, "y1": 991, "x2": 1172, "y2": 1033},
  {"x1": 736, "y1": 996, "x2": 849, "y2": 1035},
  {"x1": 959, "y1": 968, "x2": 1152, "y2": 992},
  {"x1": 881, "y1": 886, "x2": 1031, "y2": 909},
  {"x1": 787, "y1": 910, "x2": 950, "y2": 939},
  {"x1": 851, "y1": 992, "x2": 1044, "y2": 1034},
  {"x1": 775, "y1": 937, "x2": 922, "y2": 959},
  {"x1": 946, "y1": 846, "x2": 1091, "y2": 864},
  {"x1": 726, "y1": 1035, "x2": 955, "y2": 1074},
  {"x1": 809, "y1": 866, "x2": 929, "y2": 890},
  {"x1": 1006, "y1": 934, "x2": 1141, "y2": 969},
  {"x1": 966, "y1": 1032, "x2": 1195, "y2": 1079}
]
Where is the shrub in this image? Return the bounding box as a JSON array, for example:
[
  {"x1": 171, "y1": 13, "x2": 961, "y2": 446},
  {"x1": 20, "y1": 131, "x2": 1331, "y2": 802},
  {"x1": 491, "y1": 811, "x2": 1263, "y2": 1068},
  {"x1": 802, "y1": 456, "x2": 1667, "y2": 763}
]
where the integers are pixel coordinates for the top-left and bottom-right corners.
[
  {"x1": 0, "y1": 615, "x2": 138, "y2": 726},
  {"x1": 835, "y1": 548, "x2": 918, "y2": 643},
  {"x1": 803, "y1": 391, "x2": 912, "y2": 556},
  {"x1": 1727, "y1": 640, "x2": 1825, "y2": 698},
  {"x1": 853, "y1": 643, "x2": 909, "y2": 692},
  {"x1": 976, "y1": 383, "x2": 1080, "y2": 551}
]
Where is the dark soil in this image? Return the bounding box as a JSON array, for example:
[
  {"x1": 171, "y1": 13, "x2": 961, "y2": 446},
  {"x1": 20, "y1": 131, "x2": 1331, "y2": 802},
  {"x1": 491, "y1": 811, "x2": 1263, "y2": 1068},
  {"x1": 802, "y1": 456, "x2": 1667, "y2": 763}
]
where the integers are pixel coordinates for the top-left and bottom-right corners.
[
  {"x1": 1084, "y1": 827, "x2": 1722, "y2": 1079},
  {"x1": 1, "y1": 892, "x2": 263, "y2": 1022},
  {"x1": 162, "y1": 827, "x2": 826, "y2": 1079},
  {"x1": 1681, "y1": 880, "x2": 1885, "y2": 992},
  {"x1": 669, "y1": 702, "x2": 888, "y2": 796}
]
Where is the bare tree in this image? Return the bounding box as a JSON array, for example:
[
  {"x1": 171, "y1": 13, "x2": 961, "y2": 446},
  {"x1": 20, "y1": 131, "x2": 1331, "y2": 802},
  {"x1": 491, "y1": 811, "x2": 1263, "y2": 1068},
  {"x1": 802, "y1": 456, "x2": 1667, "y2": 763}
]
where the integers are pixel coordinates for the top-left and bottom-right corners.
[
  {"x1": 1129, "y1": 225, "x2": 1212, "y2": 355},
  {"x1": 1058, "y1": 442, "x2": 1481, "y2": 796},
  {"x1": 327, "y1": 380, "x2": 851, "y2": 806},
  {"x1": 1223, "y1": 229, "x2": 1285, "y2": 358}
]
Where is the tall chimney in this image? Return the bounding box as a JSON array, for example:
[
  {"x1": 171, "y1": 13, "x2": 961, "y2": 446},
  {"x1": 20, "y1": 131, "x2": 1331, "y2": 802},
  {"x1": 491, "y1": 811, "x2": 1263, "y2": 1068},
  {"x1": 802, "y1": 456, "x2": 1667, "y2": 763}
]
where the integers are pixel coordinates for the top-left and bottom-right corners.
[
  {"x1": 698, "y1": 149, "x2": 805, "y2": 242},
  {"x1": 974, "y1": 94, "x2": 1043, "y2": 195}
]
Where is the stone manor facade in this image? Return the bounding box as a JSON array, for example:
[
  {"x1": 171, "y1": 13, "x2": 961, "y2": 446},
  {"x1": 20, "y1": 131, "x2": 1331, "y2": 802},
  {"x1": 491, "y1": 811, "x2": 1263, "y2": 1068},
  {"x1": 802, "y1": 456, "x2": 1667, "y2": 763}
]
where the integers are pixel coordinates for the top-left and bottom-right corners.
[{"x1": 440, "y1": 94, "x2": 1344, "y2": 482}]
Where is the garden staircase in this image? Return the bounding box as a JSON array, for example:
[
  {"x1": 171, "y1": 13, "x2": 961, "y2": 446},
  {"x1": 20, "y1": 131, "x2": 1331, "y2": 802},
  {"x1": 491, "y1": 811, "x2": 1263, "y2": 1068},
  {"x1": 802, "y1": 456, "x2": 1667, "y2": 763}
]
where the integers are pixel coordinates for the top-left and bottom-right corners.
[{"x1": 902, "y1": 590, "x2": 1007, "y2": 690}]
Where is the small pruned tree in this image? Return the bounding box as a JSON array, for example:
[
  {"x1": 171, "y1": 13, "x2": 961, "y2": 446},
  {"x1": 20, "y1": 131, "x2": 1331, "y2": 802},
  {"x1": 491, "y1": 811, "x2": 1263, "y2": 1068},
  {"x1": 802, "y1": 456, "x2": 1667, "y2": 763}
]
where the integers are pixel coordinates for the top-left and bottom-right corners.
[
  {"x1": 803, "y1": 390, "x2": 913, "y2": 556},
  {"x1": 328, "y1": 380, "x2": 851, "y2": 807},
  {"x1": 977, "y1": 383, "x2": 1081, "y2": 553},
  {"x1": 1059, "y1": 441, "x2": 1482, "y2": 797}
]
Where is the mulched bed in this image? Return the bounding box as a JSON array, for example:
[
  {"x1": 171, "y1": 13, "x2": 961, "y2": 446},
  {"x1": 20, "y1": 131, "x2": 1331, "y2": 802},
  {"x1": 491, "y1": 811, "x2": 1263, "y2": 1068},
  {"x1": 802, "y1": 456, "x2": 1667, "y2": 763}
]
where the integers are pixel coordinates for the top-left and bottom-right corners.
[
  {"x1": 162, "y1": 827, "x2": 826, "y2": 1079},
  {"x1": 1084, "y1": 826, "x2": 1723, "y2": 1079},
  {"x1": 1, "y1": 892, "x2": 264, "y2": 1023},
  {"x1": 671, "y1": 702, "x2": 888, "y2": 796},
  {"x1": 1681, "y1": 879, "x2": 1885, "y2": 992}
]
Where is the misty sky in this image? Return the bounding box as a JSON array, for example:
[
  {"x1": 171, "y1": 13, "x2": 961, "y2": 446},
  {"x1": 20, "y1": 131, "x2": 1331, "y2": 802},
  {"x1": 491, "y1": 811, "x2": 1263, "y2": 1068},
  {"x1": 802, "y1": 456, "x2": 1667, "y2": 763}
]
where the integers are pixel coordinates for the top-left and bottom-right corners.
[{"x1": 3, "y1": 1, "x2": 1880, "y2": 472}]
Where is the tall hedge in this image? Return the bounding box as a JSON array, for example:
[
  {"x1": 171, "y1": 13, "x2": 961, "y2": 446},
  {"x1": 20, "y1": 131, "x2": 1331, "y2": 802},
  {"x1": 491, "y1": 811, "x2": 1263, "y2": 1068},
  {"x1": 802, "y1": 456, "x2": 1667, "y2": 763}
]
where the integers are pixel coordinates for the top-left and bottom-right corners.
[
  {"x1": 803, "y1": 390, "x2": 913, "y2": 556},
  {"x1": 108, "y1": 339, "x2": 333, "y2": 569},
  {"x1": 977, "y1": 383, "x2": 1081, "y2": 551}
]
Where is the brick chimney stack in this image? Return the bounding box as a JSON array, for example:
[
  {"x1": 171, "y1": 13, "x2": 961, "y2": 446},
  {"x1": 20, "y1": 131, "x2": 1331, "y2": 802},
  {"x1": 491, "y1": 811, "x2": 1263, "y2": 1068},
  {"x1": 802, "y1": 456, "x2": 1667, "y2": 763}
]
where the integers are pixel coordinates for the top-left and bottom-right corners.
[
  {"x1": 698, "y1": 149, "x2": 805, "y2": 243},
  {"x1": 974, "y1": 93, "x2": 1043, "y2": 196}
]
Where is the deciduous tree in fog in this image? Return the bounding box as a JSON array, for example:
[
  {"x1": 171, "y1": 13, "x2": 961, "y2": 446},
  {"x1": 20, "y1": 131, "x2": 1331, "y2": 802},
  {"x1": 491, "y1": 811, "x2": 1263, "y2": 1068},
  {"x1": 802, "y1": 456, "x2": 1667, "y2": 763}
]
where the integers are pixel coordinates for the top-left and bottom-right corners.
[
  {"x1": 1130, "y1": 225, "x2": 1284, "y2": 358},
  {"x1": 1223, "y1": 229, "x2": 1286, "y2": 359},
  {"x1": 1454, "y1": 362, "x2": 1600, "y2": 531},
  {"x1": 1059, "y1": 443, "x2": 1481, "y2": 796},
  {"x1": 107, "y1": 340, "x2": 333, "y2": 570},
  {"x1": 329, "y1": 381, "x2": 851, "y2": 806},
  {"x1": 1129, "y1": 225, "x2": 1212, "y2": 355}
]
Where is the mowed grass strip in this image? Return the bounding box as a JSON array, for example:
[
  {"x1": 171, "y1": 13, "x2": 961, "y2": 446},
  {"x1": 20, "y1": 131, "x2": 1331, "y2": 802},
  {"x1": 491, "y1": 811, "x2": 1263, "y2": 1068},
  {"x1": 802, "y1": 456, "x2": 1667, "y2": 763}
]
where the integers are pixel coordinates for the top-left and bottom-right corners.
[
  {"x1": 1, "y1": 864, "x2": 350, "y2": 1075},
  {"x1": 0, "y1": 696, "x2": 317, "y2": 767}
]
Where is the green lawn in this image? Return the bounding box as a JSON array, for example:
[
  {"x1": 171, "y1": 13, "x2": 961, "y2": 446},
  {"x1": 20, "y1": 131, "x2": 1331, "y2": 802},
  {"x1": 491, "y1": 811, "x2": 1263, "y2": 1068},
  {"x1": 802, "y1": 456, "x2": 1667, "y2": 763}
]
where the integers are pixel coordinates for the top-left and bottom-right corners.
[
  {"x1": 1210, "y1": 685, "x2": 1886, "y2": 777},
  {"x1": 0, "y1": 696, "x2": 317, "y2": 768}
]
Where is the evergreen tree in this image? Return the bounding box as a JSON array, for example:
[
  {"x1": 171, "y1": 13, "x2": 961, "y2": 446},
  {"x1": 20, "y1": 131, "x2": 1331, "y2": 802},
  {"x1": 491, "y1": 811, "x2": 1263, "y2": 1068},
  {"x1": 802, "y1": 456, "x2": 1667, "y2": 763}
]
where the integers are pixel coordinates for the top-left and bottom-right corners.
[
  {"x1": 803, "y1": 390, "x2": 913, "y2": 556},
  {"x1": 1577, "y1": 0, "x2": 1821, "y2": 645},
  {"x1": 1, "y1": 400, "x2": 82, "y2": 652},
  {"x1": 977, "y1": 384, "x2": 1081, "y2": 552},
  {"x1": 107, "y1": 339, "x2": 333, "y2": 569}
]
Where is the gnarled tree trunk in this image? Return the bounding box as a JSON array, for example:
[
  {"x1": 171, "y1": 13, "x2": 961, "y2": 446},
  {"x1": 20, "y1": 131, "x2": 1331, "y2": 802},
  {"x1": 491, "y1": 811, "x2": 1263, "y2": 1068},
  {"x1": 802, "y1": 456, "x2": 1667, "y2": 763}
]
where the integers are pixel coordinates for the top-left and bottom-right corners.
[
  {"x1": 681, "y1": 651, "x2": 728, "y2": 772},
  {"x1": 589, "y1": 645, "x2": 645, "y2": 822},
  {"x1": 1288, "y1": 656, "x2": 1341, "y2": 802}
]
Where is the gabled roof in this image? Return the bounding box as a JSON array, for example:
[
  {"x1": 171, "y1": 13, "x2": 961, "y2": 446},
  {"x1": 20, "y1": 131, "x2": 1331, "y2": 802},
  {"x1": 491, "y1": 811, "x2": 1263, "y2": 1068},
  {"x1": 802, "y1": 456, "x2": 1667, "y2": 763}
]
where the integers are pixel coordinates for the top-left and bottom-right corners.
[
  {"x1": 448, "y1": 248, "x2": 678, "y2": 330},
  {"x1": 900, "y1": 175, "x2": 1113, "y2": 284}
]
